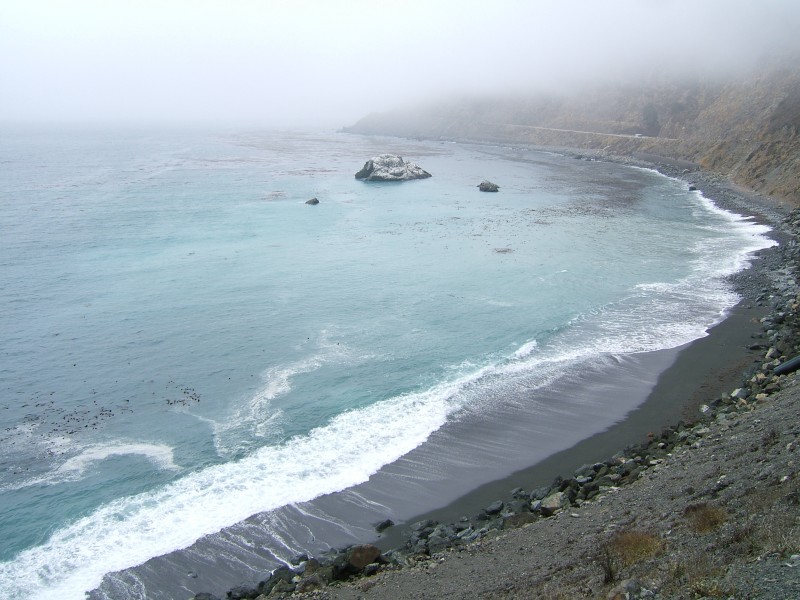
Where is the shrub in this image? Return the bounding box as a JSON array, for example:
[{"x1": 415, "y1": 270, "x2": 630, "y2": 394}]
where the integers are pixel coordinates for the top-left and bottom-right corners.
[
  {"x1": 684, "y1": 503, "x2": 727, "y2": 533},
  {"x1": 608, "y1": 530, "x2": 663, "y2": 567},
  {"x1": 597, "y1": 530, "x2": 663, "y2": 583}
]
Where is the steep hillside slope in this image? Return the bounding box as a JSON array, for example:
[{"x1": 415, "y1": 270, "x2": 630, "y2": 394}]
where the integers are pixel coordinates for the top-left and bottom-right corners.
[{"x1": 344, "y1": 60, "x2": 800, "y2": 204}]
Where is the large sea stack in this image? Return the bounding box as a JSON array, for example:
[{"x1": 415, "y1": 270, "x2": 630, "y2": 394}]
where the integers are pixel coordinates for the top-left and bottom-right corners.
[{"x1": 354, "y1": 154, "x2": 432, "y2": 181}]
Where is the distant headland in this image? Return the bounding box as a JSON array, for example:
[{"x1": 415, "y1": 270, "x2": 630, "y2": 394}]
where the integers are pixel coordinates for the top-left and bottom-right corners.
[{"x1": 344, "y1": 55, "x2": 800, "y2": 205}]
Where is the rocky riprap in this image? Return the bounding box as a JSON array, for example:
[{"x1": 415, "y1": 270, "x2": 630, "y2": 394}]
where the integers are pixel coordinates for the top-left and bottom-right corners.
[
  {"x1": 196, "y1": 205, "x2": 800, "y2": 600},
  {"x1": 354, "y1": 154, "x2": 431, "y2": 181}
]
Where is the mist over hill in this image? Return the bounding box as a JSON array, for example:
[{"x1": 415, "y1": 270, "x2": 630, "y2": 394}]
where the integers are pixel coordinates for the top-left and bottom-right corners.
[{"x1": 344, "y1": 56, "x2": 800, "y2": 203}]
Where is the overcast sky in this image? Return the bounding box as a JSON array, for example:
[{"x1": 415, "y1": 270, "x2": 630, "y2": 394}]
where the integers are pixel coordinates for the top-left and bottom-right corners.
[{"x1": 1, "y1": 0, "x2": 798, "y2": 127}]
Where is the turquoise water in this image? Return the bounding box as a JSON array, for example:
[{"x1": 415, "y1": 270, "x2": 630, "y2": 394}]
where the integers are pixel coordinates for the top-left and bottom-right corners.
[{"x1": 0, "y1": 128, "x2": 774, "y2": 598}]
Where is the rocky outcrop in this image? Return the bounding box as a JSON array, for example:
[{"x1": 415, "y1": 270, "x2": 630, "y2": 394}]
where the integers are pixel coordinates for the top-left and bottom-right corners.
[
  {"x1": 305, "y1": 197, "x2": 319, "y2": 205},
  {"x1": 478, "y1": 180, "x2": 499, "y2": 192},
  {"x1": 355, "y1": 154, "x2": 432, "y2": 181}
]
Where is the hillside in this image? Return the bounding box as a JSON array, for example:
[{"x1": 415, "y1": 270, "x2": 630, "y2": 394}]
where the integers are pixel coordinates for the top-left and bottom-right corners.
[{"x1": 344, "y1": 58, "x2": 800, "y2": 204}]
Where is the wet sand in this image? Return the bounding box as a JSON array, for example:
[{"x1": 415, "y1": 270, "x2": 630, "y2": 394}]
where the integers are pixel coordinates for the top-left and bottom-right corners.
[{"x1": 376, "y1": 294, "x2": 771, "y2": 551}]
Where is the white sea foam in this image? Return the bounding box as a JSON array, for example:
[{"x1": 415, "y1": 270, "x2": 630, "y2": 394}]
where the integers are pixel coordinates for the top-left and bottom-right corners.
[
  {"x1": 0, "y1": 369, "x2": 465, "y2": 599},
  {"x1": 205, "y1": 332, "x2": 356, "y2": 457},
  {"x1": 56, "y1": 443, "x2": 180, "y2": 476},
  {"x1": 513, "y1": 340, "x2": 538, "y2": 359},
  {"x1": 0, "y1": 442, "x2": 180, "y2": 492}
]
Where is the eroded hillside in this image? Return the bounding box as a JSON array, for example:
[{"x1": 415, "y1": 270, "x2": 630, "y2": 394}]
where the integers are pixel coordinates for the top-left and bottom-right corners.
[{"x1": 345, "y1": 59, "x2": 800, "y2": 204}]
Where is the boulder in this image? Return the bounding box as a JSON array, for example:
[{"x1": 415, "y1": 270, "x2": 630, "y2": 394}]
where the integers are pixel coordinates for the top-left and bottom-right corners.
[
  {"x1": 426, "y1": 533, "x2": 450, "y2": 554},
  {"x1": 375, "y1": 518, "x2": 394, "y2": 532},
  {"x1": 530, "y1": 486, "x2": 551, "y2": 501},
  {"x1": 484, "y1": 500, "x2": 504, "y2": 515},
  {"x1": 354, "y1": 154, "x2": 431, "y2": 181},
  {"x1": 295, "y1": 573, "x2": 327, "y2": 593},
  {"x1": 269, "y1": 580, "x2": 295, "y2": 595},
  {"x1": 478, "y1": 180, "x2": 499, "y2": 192},
  {"x1": 226, "y1": 585, "x2": 257, "y2": 599},
  {"x1": 305, "y1": 197, "x2": 319, "y2": 205},
  {"x1": 347, "y1": 544, "x2": 382, "y2": 569},
  {"x1": 504, "y1": 512, "x2": 538, "y2": 529},
  {"x1": 539, "y1": 491, "x2": 569, "y2": 516}
]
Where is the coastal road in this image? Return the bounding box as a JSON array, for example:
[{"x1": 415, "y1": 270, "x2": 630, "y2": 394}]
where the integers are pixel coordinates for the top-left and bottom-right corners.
[{"x1": 483, "y1": 122, "x2": 677, "y2": 141}]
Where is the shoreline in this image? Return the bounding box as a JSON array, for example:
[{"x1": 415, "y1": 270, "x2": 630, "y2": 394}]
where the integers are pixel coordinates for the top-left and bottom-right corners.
[
  {"x1": 364, "y1": 146, "x2": 789, "y2": 551},
  {"x1": 374, "y1": 298, "x2": 771, "y2": 553},
  {"x1": 185, "y1": 149, "x2": 797, "y2": 599}
]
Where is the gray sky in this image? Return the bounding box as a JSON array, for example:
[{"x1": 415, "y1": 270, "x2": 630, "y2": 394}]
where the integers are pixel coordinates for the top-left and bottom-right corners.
[{"x1": 1, "y1": 0, "x2": 798, "y2": 127}]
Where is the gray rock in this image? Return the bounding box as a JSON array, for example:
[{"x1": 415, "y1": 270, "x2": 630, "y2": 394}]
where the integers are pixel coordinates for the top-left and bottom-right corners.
[
  {"x1": 530, "y1": 486, "x2": 551, "y2": 501},
  {"x1": 295, "y1": 573, "x2": 327, "y2": 593},
  {"x1": 411, "y1": 519, "x2": 436, "y2": 532},
  {"x1": 506, "y1": 499, "x2": 531, "y2": 514},
  {"x1": 305, "y1": 197, "x2": 319, "y2": 205},
  {"x1": 426, "y1": 533, "x2": 450, "y2": 554},
  {"x1": 477, "y1": 180, "x2": 499, "y2": 192},
  {"x1": 504, "y1": 512, "x2": 538, "y2": 529},
  {"x1": 375, "y1": 518, "x2": 394, "y2": 532},
  {"x1": 269, "y1": 579, "x2": 296, "y2": 594},
  {"x1": 355, "y1": 154, "x2": 431, "y2": 181},
  {"x1": 226, "y1": 585, "x2": 255, "y2": 599},
  {"x1": 539, "y1": 491, "x2": 569, "y2": 516},
  {"x1": 510, "y1": 486, "x2": 527, "y2": 498},
  {"x1": 347, "y1": 544, "x2": 382, "y2": 569},
  {"x1": 484, "y1": 500, "x2": 504, "y2": 515}
]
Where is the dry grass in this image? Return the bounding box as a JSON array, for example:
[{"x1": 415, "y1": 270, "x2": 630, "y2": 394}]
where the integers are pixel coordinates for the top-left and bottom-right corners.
[
  {"x1": 664, "y1": 553, "x2": 734, "y2": 598},
  {"x1": 597, "y1": 530, "x2": 663, "y2": 583},
  {"x1": 755, "y1": 512, "x2": 800, "y2": 557},
  {"x1": 762, "y1": 427, "x2": 780, "y2": 448},
  {"x1": 684, "y1": 502, "x2": 728, "y2": 533},
  {"x1": 737, "y1": 481, "x2": 800, "y2": 557},
  {"x1": 609, "y1": 530, "x2": 663, "y2": 567}
]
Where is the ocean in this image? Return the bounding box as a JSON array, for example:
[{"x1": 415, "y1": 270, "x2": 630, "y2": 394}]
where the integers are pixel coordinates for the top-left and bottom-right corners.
[{"x1": 0, "y1": 127, "x2": 775, "y2": 599}]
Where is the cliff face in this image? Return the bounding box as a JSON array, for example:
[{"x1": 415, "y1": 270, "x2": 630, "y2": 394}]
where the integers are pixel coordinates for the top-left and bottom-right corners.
[{"x1": 344, "y1": 61, "x2": 800, "y2": 204}]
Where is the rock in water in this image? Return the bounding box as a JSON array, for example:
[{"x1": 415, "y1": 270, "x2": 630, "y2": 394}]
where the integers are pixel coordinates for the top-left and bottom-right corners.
[
  {"x1": 305, "y1": 197, "x2": 320, "y2": 205},
  {"x1": 375, "y1": 518, "x2": 395, "y2": 532},
  {"x1": 478, "y1": 180, "x2": 499, "y2": 192},
  {"x1": 355, "y1": 154, "x2": 432, "y2": 181}
]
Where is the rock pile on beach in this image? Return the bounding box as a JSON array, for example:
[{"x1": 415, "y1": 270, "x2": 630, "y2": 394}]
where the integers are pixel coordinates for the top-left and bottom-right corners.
[{"x1": 195, "y1": 184, "x2": 800, "y2": 600}]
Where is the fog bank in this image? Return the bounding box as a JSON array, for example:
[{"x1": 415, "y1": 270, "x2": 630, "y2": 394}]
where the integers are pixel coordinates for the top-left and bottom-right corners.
[{"x1": 1, "y1": 0, "x2": 799, "y2": 127}]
